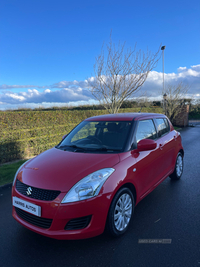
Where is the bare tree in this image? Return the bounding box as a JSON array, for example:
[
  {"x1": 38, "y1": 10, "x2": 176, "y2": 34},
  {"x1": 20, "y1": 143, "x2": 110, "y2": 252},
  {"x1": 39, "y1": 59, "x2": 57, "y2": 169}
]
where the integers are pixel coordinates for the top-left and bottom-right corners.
[
  {"x1": 137, "y1": 91, "x2": 152, "y2": 112},
  {"x1": 163, "y1": 82, "x2": 190, "y2": 122},
  {"x1": 89, "y1": 34, "x2": 161, "y2": 113}
]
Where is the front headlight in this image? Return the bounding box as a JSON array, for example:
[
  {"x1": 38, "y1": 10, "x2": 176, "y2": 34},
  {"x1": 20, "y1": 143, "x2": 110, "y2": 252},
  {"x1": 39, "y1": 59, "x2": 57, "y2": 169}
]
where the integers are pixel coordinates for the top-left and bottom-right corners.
[{"x1": 61, "y1": 168, "x2": 115, "y2": 203}]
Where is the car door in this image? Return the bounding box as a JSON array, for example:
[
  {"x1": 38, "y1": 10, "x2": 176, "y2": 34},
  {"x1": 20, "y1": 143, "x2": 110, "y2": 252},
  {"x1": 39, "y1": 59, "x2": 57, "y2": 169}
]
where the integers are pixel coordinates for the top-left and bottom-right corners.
[
  {"x1": 154, "y1": 118, "x2": 176, "y2": 182},
  {"x1": 133, "y1": 119, "x2": 162, "y2": 199}
]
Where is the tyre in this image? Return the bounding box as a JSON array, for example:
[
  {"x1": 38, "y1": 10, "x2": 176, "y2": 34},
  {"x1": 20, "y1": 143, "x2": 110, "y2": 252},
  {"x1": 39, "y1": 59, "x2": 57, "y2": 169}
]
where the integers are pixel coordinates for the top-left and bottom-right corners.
[
  {"x1": 106, "y1": 187, "x2": 134, "y2": 237},
  {"x1": 169, "y1": 152, "x2": 183, "y2": 180}
]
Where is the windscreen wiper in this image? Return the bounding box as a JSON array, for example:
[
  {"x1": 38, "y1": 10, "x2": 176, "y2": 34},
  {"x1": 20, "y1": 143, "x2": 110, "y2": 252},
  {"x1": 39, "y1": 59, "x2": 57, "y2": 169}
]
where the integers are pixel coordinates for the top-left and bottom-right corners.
[
  {"x1": 57, "y1": 145, "x2": 121, "y2": 152},
  {"x1": 57, "y1": 144, "x2": 85, "y2": 150},
  {"x1": 90, "y1": 146, "x2": 121, "y2": 152}
]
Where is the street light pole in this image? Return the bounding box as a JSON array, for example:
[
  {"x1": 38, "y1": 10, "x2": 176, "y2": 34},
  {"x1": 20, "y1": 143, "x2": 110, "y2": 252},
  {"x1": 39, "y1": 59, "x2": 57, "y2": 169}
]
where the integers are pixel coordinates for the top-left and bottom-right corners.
[
  {"x1": 161, "y1": 46, "x2": 166, "y2": 93},
  {"x1": 163, "y1": 93, "x2": 167, "y2": 115}
]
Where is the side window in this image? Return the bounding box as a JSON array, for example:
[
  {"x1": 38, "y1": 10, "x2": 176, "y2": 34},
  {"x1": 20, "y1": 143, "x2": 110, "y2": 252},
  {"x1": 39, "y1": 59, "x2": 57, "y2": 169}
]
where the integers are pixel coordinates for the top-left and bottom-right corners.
[
  {"x1": 136, "y1": 120, "x2": 157, "y2": 143},
  {"x1": 156, "y1": 118, "x2": 170, "y2": 137},
  {"x1": 164, "y1": 119, "x2": 170, "y2": 131}
]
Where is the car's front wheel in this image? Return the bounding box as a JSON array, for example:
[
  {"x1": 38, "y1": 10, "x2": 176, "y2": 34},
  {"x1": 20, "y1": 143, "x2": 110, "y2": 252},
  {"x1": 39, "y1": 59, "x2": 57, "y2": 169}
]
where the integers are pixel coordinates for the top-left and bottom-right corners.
[
  {"x1": 170, "y1": 152, "x2": 183, "y2": 180},
  {"x1": 106, "y1": 187, "x2": 134, "y2": 237}
]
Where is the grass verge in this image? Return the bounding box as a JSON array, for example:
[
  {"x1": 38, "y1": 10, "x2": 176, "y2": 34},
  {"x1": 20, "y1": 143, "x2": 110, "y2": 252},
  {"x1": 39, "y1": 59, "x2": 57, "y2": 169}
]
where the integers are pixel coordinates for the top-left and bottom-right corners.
[
  {"x1": 173, "y1": 126, "x2": 181, "y2": 130},
  {"x1": 0, "y1": 160, "x2": 27, "y2": 186}
]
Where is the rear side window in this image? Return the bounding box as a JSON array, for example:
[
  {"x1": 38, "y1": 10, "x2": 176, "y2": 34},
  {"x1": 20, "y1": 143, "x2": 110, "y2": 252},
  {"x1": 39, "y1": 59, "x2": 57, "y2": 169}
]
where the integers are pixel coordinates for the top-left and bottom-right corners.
[
  {"x1": 136, "y1": 120, "x2": 157, "y2": 143},
  {"x1": 156, "y1": 118, "x2": 170, "y2": 137}
]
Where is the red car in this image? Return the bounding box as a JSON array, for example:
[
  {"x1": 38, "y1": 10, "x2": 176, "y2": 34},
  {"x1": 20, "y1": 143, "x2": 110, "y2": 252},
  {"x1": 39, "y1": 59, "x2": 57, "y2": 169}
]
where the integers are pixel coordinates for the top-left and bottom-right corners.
[{"x1": 12, "y1": 113, "x2": 184, "y2": 240}]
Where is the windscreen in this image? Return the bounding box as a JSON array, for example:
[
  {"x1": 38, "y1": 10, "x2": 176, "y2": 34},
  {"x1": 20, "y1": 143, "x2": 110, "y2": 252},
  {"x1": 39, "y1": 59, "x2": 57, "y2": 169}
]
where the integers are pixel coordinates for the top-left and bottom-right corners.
[{"x1": 57, "y1": 121, "x2": 132, "y2": 153}]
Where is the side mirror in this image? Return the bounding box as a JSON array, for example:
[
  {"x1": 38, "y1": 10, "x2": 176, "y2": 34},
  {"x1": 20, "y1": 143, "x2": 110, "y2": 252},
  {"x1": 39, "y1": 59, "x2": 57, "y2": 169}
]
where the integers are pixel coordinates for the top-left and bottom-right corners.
[{"x1": 132, "y1": 139, "x2": 157, "y2": 154}]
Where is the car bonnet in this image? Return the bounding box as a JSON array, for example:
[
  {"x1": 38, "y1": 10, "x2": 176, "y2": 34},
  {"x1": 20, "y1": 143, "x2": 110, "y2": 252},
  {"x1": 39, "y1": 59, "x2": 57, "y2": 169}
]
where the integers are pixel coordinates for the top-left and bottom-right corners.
[{"x1": 17, "y1": 147, "x2": 120, "y2": 192}]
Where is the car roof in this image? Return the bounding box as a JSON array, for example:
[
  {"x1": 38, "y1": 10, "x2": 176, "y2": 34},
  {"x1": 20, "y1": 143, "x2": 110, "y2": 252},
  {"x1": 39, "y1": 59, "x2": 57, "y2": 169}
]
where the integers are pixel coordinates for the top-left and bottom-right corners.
[{"x1": 85, "y1": 113, "x2": 166, "y2": 122}]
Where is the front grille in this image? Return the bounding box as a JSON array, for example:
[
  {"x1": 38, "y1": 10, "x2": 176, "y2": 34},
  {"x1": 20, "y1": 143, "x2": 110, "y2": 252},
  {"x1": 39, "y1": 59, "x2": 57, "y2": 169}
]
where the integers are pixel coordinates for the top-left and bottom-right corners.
[
  {"x1": 15, "y1": 207, "x2": 52, "y2": 229},
  {"x1": 16, "y1": 180, "x2": 60, "y2": 201},
  {"x1": 65, "y1": 215, "x2": 92, "y2": 230}
]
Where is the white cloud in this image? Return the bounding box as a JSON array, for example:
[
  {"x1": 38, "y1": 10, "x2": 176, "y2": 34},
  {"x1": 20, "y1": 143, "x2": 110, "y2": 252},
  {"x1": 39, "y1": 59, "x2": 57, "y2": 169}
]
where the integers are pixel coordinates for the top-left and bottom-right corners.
[
  {"x1": 0, "y1": 86, "x2": 92, "y2": 107},
  {"x1": 0, "y1": 84, "x2": 46, "y2": 90},
  {"x1": 191, "y1": 64, "x2": 200, "y2": 71},
  {"x1": 178, "y1": 67, "x2": 187, "y2": 72},
  {"x1": 51, "y1": 80, "x2": 89, "y2": 89},
  {"x1": 4, "y1": 93, "x2": 25, "y2": 101},
  {"x1": 0, "y1": 64, "x2": 200, "y2": 110},
  {"x1": 140, "y1": 64, "x2": 200, "y2": 96}
]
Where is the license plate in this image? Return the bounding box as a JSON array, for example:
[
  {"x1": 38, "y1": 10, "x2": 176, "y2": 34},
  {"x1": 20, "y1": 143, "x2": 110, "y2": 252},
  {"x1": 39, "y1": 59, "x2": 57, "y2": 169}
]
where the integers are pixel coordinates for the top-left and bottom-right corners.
[{"x1": 13, "y1": 196, "x2": 41, "y2": 217}]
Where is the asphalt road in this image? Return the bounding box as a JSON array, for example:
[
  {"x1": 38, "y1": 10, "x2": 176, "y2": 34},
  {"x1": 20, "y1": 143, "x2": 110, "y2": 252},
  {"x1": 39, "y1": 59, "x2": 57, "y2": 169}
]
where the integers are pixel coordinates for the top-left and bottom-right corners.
[{"x1": 1, "y1": 126, "x2": 200, "y2": 267}]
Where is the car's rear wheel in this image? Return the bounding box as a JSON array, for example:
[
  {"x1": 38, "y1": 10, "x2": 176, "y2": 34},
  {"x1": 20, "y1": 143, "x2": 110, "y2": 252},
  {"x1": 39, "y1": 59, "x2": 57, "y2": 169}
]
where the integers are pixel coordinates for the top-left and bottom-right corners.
[
  {"x1": 169, "y1": 152, "x2": 183, "y2": 180},
  {"x1": 106, "y1": 187, "x2": 134, "y2": 237}
]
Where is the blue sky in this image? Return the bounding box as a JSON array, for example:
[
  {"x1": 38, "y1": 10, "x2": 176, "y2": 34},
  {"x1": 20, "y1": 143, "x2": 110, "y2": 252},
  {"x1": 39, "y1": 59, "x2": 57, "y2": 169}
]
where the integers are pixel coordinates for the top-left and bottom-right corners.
[{"x1": 0, "y1": 0, "x2": 200, "y2": 110}]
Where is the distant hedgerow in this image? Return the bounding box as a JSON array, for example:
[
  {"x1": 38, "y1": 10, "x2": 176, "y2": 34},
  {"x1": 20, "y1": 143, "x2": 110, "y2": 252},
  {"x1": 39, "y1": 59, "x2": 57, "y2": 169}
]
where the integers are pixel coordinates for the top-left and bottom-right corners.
[{"x1": 0, "y1": 107, "x2": 162, "y2": 164}]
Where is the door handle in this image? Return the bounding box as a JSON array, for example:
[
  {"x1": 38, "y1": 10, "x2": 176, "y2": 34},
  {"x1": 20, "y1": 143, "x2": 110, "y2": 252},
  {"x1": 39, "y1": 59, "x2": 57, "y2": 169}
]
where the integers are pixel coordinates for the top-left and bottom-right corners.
[{"x1": 159, "y1": 143, "x2": 164, "y2": 150}]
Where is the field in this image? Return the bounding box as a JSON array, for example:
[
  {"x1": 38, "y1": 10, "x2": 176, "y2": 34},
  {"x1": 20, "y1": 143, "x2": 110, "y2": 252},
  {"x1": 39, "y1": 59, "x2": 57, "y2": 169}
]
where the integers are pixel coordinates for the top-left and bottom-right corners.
[{"x1": 0, "y1": 107, "x2": 162, "y2": 164}]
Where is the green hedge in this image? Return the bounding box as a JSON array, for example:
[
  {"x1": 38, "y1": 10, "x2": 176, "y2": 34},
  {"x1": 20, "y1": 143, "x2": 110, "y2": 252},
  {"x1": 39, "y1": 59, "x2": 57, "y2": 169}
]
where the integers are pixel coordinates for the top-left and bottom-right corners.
[{"x1": 0, "y1": 107, "x2": 162, "y2": 164}]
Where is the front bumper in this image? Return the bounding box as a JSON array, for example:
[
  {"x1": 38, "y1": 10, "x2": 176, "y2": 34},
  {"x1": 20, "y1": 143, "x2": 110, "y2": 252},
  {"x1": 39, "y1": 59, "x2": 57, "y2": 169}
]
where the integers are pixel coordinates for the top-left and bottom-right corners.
[{"x1": 12, "y1": 185, "x2": 111, "y2": 240}]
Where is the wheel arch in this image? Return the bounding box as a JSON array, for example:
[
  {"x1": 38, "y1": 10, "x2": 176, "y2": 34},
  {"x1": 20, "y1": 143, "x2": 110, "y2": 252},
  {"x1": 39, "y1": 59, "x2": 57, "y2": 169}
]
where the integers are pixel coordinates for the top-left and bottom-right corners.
[
  {"x1": 179, "y1": 148, "x2": 184, "y2": 157},
  {"x1": 119, "y1": 182, "x2": 137, "y2": 204}
]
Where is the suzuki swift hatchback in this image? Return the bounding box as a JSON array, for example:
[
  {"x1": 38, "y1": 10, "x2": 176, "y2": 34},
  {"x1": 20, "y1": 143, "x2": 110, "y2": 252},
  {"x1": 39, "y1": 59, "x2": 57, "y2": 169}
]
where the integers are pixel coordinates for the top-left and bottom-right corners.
[{"x1": 12, "y1": 113, "x2": 184, "y2": 239}]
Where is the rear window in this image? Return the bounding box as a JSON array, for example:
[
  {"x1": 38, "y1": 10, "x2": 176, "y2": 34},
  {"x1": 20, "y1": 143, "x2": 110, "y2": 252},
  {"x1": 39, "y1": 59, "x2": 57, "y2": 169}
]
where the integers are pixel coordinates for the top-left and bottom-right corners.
[{"x1": 156, "y1": 118, "x2": 170, "y2": 137}]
